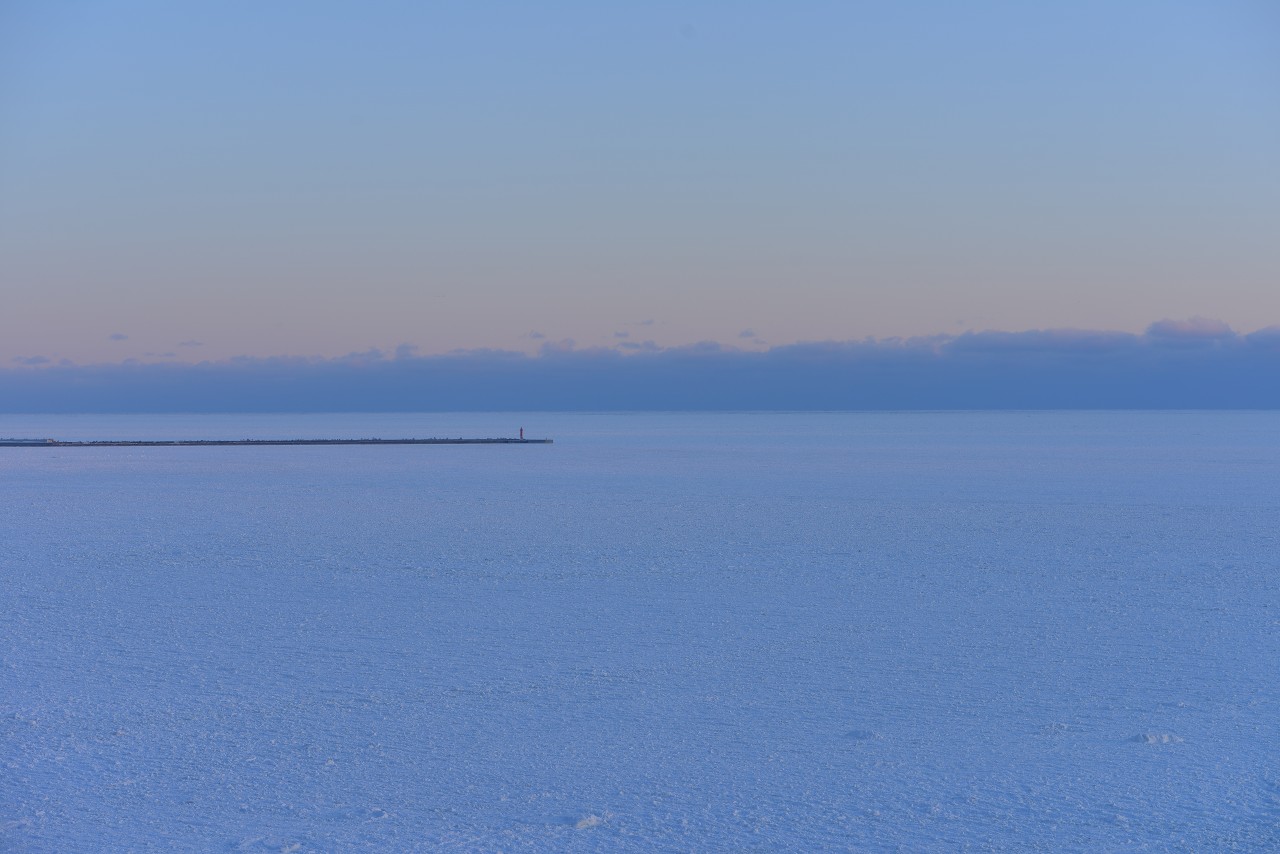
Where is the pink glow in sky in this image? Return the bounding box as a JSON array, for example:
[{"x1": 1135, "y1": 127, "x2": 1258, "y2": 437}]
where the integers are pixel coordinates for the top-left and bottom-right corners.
[{"x1": 2, "y1": 2, "x2": 1278, "y2": 366}]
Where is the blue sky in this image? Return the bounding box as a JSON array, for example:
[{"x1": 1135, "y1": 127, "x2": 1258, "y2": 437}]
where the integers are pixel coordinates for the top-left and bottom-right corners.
[{"x1": 2, "y1": 1, "x2": 1278, "y2": 398}]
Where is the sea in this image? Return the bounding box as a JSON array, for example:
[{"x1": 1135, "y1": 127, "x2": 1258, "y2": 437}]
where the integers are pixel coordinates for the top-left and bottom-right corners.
[{"x1": 3, "y1": 411, "x2": 1278, "y2": 851}]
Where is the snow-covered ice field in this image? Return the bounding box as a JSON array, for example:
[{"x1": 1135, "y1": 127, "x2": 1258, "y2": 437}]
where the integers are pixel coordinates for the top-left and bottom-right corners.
[{"x1": 3, "y1": 411, "x2": 1278, "y2": 852}]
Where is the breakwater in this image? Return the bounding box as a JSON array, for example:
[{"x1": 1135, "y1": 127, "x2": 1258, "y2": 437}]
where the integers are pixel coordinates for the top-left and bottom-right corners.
[{"x1": 0, "y1": 438, "x2": 552, "y2": 447}]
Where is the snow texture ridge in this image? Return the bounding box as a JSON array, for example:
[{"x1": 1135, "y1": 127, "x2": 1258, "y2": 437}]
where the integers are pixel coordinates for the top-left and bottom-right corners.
[{"x1": 2, "y1": 411, "x2": 1279, "y2": 851}]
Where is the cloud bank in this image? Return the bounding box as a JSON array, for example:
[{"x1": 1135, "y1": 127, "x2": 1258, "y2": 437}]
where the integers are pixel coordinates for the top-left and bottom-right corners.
[{"x1": 3, "y1": 321, "x2": 1279, "y2": 412}]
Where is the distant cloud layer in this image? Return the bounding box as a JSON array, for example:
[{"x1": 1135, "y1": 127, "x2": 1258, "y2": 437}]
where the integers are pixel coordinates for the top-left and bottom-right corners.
[{"x1": 3, "y1": 320, "x2": 1279, "y2": 412}]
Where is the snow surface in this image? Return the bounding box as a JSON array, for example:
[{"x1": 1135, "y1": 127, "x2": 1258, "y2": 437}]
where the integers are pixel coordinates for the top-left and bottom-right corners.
[{"x1": 2, "y1": 411, "x2": 1279, "y2": 852}]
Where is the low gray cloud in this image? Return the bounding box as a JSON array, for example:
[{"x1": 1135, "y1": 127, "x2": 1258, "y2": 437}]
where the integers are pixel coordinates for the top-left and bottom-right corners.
[
  {"x1": 738, "y1": 329, "x2": 757, "y2": 339},
  {"x1": 334, "y1": 348, "x2": 387, "y2": 364},
  {"x1": 2, "y1": 320, "x2": 1278, "y2": 412},
  {"x1": 109, "y1": 333, "x2": 129, "y2": 341},
  {"x1": 1146, "y1": 317, "x2": 1234, "y2": 341},
  {"x1": 944, "y1": 328, "x2": 1136, "y2": 354},
  {"x1": 617, "y1": 340, "x2": 660, "y2": 352},
  {"x1": 178, "y1": 340, "x2": 204, "y2": 347},
  {"x1": 12, "y1": 355, "x2": 51, "y2": 366},
  {"x1": 1245, "y1": 326, "x2": 1280, "y2": 349},
  {"x1": 539, "y1": 338, "x2": 576, "y2": 354}
]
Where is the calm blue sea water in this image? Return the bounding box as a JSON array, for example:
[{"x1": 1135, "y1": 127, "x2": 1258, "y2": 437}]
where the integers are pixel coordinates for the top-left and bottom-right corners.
[{"x1": 3, "y1": 412, "x2": 1278, "y2": 851}]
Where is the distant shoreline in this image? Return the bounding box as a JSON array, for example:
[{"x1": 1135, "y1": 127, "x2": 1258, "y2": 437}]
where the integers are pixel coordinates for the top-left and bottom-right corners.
[{"x1": 0, "y1": 438, "x2": 553, "y2": 447}]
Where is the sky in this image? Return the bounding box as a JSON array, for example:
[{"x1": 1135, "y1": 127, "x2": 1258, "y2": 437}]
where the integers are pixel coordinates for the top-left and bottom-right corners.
[
  {"x1": 4, "y1": 321, "x2": 1279, "y2": 412},
  {"x1": 1, "y1": 1, "x2": 1278, "y2": 400}
]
